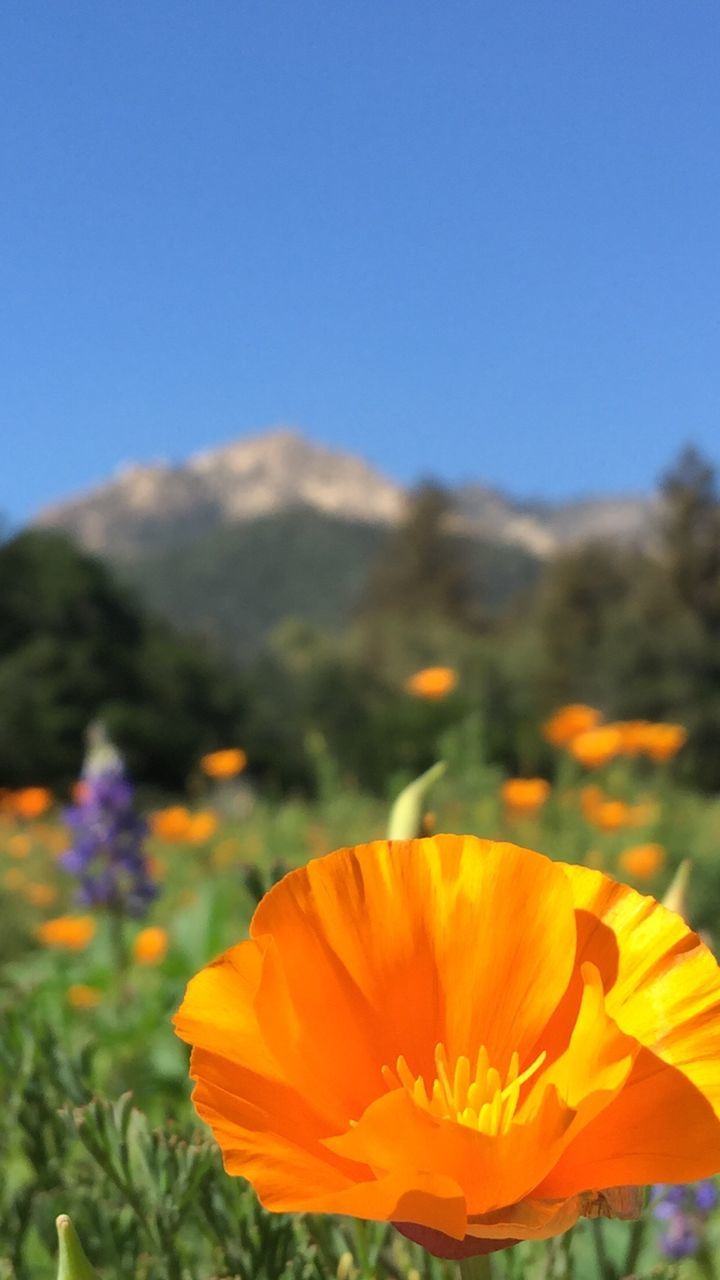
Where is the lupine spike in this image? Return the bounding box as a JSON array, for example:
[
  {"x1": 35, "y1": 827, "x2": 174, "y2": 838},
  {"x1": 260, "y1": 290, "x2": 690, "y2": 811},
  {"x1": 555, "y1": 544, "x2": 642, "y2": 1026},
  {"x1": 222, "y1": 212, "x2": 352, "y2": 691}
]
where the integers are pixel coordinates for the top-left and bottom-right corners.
[{"x1": 56, "y1": 1215, "x2": 99, "y2": 1280}]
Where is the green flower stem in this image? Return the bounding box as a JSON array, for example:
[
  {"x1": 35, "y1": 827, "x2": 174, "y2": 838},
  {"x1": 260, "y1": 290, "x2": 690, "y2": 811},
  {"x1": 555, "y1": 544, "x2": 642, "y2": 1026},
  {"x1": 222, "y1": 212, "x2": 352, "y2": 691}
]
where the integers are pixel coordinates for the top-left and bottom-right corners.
[
  {"x1": 459, "y1": 1254, "x2": 493, "y2": 1280},
  {"x1": 353, "y1": 1219, "x2": 373, "y2": 1279},
  {"x1": 108, "y1": 907, "x2": 129, "y2": 978},
  {"x1": 590, "y1": 1219, "x2": 616, "y2": 1280}
]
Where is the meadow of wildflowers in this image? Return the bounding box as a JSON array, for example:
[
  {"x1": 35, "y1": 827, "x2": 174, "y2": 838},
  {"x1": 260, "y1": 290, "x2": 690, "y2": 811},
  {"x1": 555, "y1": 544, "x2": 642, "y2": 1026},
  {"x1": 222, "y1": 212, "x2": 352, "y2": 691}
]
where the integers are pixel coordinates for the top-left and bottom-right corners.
[{"x1": 3, "y1": 700, "x2": 720, "y2": 1280}]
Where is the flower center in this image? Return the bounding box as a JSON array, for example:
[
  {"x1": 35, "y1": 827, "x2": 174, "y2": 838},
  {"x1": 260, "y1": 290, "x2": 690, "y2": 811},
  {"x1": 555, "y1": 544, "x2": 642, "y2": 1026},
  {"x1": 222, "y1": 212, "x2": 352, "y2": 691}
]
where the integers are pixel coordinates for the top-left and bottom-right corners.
[{"x1": 383, "y1": 1043, "x2": 546, "y2": 1136}]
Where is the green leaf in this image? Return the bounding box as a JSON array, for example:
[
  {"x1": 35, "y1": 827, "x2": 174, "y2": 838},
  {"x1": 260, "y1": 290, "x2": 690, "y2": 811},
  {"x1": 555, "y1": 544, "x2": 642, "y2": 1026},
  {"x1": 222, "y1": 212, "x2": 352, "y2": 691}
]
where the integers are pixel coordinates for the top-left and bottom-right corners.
[
  {"x1": 56, "y1": 1215, "x2": 100, "y2": 1280},
  {"x1": 387, "y1": 761, "x2": 446, "y2": 840}
]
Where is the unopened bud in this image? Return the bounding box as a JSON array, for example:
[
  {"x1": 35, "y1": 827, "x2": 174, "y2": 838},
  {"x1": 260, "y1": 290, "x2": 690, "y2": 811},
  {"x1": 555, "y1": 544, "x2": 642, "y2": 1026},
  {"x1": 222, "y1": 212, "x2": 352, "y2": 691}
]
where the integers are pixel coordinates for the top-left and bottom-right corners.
[{"x1": 56, "y1": 1216, "x2": 99, "y2": 1280}]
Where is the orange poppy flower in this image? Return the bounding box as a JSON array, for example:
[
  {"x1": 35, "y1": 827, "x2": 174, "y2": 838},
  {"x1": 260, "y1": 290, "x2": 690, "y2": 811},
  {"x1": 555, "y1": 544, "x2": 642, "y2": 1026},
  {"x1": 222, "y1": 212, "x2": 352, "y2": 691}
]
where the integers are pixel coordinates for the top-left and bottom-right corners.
[
  {"x1": 542, "y1": 705, "x2": 602, "y2": 748},
  {"x1": 133, "y1": 925, "x2": 168, "y2": 966},
  {"x1": 200, "y1": 748, "x2": 248, "y2": 779},
  {"x1": 175, "y1": 836, "x2": 720, "y2": 1258},
  {"x1": 616, "y1": 721, "x2": 652, "y2": 757},
  {"x1": 567, "y1": 725, "x2": 624, "y2": 770},
  {"x1": 67, "y1": 983, "x2": 102, "y2": 1009},
  {"x1": 579, "y1": 784, "x2": 604, "y2": 822},
  {"x1": 11, "y1": 787, "x2": 53, "y2": 820},
  {"x1": 37, "y1": 915, "x2": 95, "y2": 951},
  {"x1": 501, "y1": 779, "x2": 550, "y2": 817},
  {"x1": 24, "y1": 882, "x2": 58, "y2": 907},
  {"x1": 618, "y1": 844, "x2": 666, "y2": 880},
  {"x1": 590, "y1": 799, "x2": 633, "y2": 832},
  {"x1": 404, "y1": 667, "x2": 458, "y2": 701},
  {"x1": 186, "y1": 811, "x2": 219, "y2": 844},
  {"x1": 3, "y1": 867, "x2": 26, "y2": 891},
  {"x1": 642, "y1": 724, "x2": 687, "y2": 764},
  {"x1": 149, "y1": 806, "x2": 192, "y2": 841},
  {"x1": 7, "y1": 833, "x2": 31, "y2": 859}
]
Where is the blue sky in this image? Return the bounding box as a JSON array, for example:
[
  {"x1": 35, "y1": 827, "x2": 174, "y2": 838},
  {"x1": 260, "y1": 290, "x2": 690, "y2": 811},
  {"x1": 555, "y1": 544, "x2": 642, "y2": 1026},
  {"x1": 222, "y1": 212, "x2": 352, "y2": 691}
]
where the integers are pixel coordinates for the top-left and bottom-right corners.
[{"x1": 2, "y1": 0, "x2": 719, "y2": 523}]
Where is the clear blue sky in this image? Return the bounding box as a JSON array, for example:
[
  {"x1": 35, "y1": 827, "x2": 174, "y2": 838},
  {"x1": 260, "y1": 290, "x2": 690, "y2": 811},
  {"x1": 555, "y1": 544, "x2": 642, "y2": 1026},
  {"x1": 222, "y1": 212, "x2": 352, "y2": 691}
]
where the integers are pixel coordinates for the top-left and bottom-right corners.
[{"x1": 2, "y1": 0, "x2": 719, "y2": 524}]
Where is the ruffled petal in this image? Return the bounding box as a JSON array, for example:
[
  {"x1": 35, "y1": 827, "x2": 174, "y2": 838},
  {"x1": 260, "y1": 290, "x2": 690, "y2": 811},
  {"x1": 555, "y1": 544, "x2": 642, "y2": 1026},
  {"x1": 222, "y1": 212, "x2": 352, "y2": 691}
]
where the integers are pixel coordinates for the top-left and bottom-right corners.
[
  {"x1": 536, "y1": 1046, "x2": 720, "y2": 1195},
  {"x1": 251, "y1": 837, "x2": 578, "y2": 1100},
  {"x1": 563, "y1": 864, "x2": 720, "y2": 1110},
  {"x1": 325, "y1": 1082, "x2": 575, "y2": 1215}
]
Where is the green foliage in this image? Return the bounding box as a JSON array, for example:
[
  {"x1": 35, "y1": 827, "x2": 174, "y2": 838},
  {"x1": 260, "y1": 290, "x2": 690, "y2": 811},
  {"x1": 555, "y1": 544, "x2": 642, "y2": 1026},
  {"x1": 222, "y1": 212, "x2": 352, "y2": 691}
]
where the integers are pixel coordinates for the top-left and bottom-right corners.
[
  {"x1": 3, "y1": 751, "x2": 720, "y2": 1277},
  {"x1": 124, "y1": 508, "x2": 390, "y2": 661},
  {"x1": 0, "y1": 532, "x2": 245, "y2": 789},
  {"x1": 521, "y1": 445, "x2": 720, "y2": 787},
  {"x1": 359, "y1": 482, "x2": 481, "y2": 626},
  {"x1": 123, "y1": 503, "x2": 538, "y2": 662}
]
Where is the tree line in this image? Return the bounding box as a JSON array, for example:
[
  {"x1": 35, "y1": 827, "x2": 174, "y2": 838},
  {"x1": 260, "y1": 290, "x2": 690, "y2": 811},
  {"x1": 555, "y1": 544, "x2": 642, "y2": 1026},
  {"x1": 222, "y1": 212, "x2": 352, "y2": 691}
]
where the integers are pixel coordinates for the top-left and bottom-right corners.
[{"x1": 1, "y1": 444, "x2": 718, "y2": 793}]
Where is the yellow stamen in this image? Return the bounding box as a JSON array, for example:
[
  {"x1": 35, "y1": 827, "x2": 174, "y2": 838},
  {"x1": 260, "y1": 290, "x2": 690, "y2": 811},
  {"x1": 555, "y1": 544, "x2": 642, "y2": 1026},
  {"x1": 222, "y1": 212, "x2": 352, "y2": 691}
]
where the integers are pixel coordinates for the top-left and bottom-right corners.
[{"x1": 386, "y1": 1043, "x2": 547, "y2": 1136}]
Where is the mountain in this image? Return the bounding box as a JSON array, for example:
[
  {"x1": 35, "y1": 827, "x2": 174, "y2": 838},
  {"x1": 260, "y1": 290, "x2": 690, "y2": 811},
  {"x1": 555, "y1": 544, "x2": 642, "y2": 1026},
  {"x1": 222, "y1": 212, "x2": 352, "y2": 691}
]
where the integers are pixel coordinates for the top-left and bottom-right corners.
[
  {"x1": 32, "y1": 426, "x2": 659, "y2": 657},
  {"x1": 35, "y1": 428, "x2": 404, "y2": 559},
  {"x1": 34, "y1": 425, "x2": 656, "y2": 560},
  {"x1": 120, "y1": 506, "x2": 541, "y2": 658}
]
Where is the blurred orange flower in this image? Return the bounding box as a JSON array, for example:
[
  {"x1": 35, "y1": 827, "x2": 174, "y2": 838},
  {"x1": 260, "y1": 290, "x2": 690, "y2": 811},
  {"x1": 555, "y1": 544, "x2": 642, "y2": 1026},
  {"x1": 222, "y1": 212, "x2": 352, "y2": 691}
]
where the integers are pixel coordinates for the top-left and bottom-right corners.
[
  {"x1": 404, "y1": 667, "x2": 458, "y2": 701},
  {"x1": 618, "y1": 844, "x2": 666, "y2": 880},
  {"x1": 212, "y1": 836, "x2": 242, "y2": 868},
  {"x1": 175, "y1": 835, "x2": 720, "y2": 1258},
  {"x1": 7, "y1": 833, "x2": 31, "y2": 859},
  {"x1": 628, "y1": 798, "x2": 659, "y2": 828},
  {"x1": 591, "y1": 799, "x2": 633, "y2": 832},
  {"x1": 148, "y1": 854, "x2": 168, "y2": 881},
  {"x1": 579, "y1": 785, "x2": 604, "y2": 822},
  {"x1": 11, "y1": 787, "x2": 53, "y2": 820},
  {"x1": 200, "y1": 748, "x2": 248, "y2": 779},
  {"x1": 3, "y1": 867, "x2": 26, "y2": 891},
  {"x1": 616, "y1": 721, "x2": 652, "y2": 756},
  {"x1": 149, "y1": 806, "x2": 191, "y2": 841},
  {"x1": 501, "y1": 778, "x2": 550, "y2": 817},
  {"x1": 133, "y1": 925, "x2": 168, "y2": 966},
  {"x1": 568, "y1": 725, "x2": 624, "y2": 770},
  {"x1": 37, "y1": 915, "x2": 95, "y2": 950},
  {"x1": 542, "y1": 705, "x2": 602, "y2": 747},
  {"x1": 25, "y1": 882, "x2": 58, "y2": 907},
  {"x1": 642, "y1": 724, "x2": 687, "y2": 764},
  {"x1": 67, "y1": 983, "x2": 101, "y2": 1009},
  {"x1": 186, "y1": 811, "x2": 219, "y2": 843}
]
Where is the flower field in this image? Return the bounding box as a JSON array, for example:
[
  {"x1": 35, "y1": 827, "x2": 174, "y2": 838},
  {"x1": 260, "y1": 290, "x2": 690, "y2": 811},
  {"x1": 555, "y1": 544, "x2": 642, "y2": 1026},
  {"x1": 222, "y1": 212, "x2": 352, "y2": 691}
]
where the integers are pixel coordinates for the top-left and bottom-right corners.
[{"x1": 3, "y1": 709, "x2": 720, "y2": 1279}]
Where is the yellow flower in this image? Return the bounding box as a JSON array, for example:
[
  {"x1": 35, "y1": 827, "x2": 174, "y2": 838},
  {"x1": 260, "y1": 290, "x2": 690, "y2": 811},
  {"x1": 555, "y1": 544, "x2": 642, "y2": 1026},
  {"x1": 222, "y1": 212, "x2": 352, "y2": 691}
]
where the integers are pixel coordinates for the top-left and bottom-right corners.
[
  {"x1": 404, "y1": 667, "x2": 458, "y2": 701},
  {"x1": 37, "y1": 915, "x2": 95, "y2": 951},
  {"x1": 133, "y1": 925, "x2": 169, "y2": 966},
  {"x1": 200, "y1": 748, "x2": 248, "y2": 779},
  {"x1": 67, "y1": 983, "x2": 102, "y2": 1009},
  {"x1": 175, "y1": 835, "x2": 720, "y2": 1258}
]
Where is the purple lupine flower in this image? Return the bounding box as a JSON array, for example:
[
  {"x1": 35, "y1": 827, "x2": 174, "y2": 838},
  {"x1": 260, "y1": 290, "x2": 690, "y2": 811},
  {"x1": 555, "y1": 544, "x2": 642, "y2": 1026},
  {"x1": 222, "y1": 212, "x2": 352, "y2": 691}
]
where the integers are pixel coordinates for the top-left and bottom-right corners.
[
  {"x1": 661, "y1": 1213, "x2": 699, "y2": 1261},
  {"x1": 60, "y1": 729, "x2": 157, "y2": 917},
  {"x1": 653, "y1": 1181, "x2": 718, "y2": 1260}
]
